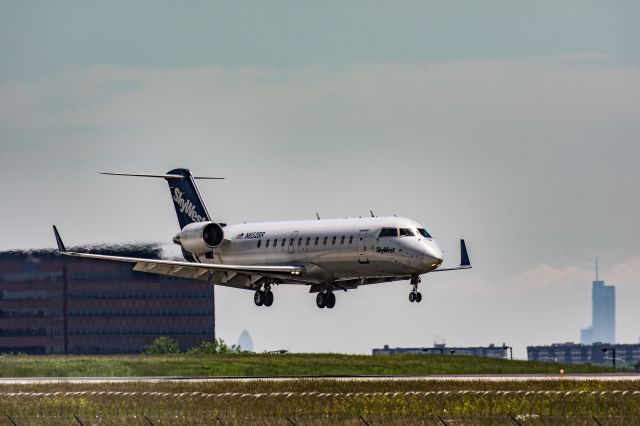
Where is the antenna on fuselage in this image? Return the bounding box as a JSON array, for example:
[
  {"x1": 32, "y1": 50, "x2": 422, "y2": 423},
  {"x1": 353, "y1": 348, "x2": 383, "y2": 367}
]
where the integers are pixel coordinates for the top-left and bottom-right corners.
[
  {"x1": 315, "y1": 212, "x2": 320, "y2": 220},
  {"x1": 370, "y1": 210, "x2": 375, "y2": 217}
]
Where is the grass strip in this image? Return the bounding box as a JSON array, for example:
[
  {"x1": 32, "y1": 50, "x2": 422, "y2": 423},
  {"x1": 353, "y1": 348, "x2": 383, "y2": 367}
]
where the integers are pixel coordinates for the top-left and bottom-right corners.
[{"x1": 0, "y1": 353, "x2": 615, "y2": 377}]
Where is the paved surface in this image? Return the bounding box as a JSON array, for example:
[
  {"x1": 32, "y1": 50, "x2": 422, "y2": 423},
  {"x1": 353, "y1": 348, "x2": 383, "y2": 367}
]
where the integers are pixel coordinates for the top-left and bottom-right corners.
[{"x1": 0, "y1": 374, "x2": 638, "y2": 384}]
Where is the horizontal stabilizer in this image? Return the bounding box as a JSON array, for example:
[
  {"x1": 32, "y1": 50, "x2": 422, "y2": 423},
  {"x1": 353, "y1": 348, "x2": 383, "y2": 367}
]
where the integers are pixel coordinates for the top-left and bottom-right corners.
[{"x1": 101, "y1": 172, "x2": 224, "y2": 180}]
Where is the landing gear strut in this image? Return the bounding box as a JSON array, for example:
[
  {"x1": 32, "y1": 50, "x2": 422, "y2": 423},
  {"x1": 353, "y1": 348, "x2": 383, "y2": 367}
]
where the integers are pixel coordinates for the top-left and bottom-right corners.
[
  {"x1": 254, "y1": 279, "x2": 274, "y2": 307},
  {"x1": 316, "y1": 285, "x2": 336, "y2": 309},
  {"x1": 409, "y1": 275, "x2": 422, "y2": 303}
]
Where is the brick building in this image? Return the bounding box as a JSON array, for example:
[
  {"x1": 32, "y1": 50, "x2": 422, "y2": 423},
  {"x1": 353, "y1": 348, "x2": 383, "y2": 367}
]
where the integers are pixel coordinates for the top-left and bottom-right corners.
[{"x1": 0, "y1": 246, "x2": 214, "y2": 354}]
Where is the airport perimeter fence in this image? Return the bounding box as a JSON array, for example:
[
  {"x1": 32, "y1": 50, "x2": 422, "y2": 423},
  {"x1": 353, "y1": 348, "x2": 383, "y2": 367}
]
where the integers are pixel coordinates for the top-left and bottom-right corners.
[{"x1": 1, "y1": 390, "x2": 640, "y2": 425}]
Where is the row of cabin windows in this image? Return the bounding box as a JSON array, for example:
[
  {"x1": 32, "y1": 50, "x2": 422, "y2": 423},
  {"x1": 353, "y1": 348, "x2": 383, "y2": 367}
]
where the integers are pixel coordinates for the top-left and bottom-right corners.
[{"x1": 257, "y1": 235, "x2": 355, "y2": 248}]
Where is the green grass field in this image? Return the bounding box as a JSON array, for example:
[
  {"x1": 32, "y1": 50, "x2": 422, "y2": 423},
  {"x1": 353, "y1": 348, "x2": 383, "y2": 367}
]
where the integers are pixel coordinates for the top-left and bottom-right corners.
[
  {"x1": 0, "y1": 379, "x2": 639, "y2": 425},
  {"x1": 0, "y1": 355, "x2": 635, "y2": 424},
  {"x1": 0, "y1": 353, "x2": 614, "y2": 377}
]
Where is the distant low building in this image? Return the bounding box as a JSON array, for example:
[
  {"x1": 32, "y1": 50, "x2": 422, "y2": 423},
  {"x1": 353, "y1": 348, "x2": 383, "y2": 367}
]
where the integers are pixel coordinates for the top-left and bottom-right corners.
[
  {"x1": 527, "y1": 342, "x2": 640, "y2": 367},
  {"x1": 373, "y1": 343, "x2": 507, "y2": 359},
  {"x1": 0, "y1": 246, "x2": 215, "y2": 354}
]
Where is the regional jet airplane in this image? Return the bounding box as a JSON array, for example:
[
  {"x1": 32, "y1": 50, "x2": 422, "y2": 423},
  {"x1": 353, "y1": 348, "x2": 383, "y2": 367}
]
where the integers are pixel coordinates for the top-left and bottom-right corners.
[{"x1": 53, "y1": 168, "x2": 471, "y2": 309}]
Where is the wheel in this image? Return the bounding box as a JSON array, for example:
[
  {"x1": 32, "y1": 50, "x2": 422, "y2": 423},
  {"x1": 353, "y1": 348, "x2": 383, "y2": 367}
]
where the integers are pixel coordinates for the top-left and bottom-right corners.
[
  {"x1": 254, "y1": 290, "x2": 265, "y2": 306},
  {"x1": 415, "y1": 292, "x2": 422, "y2": 303},
  {"x1": 409, "y1": 292, "x2": 416, "y2": 303},
  {"x1": 325, "y1": 292, "x2": 336, "y2": 309},
  {"x1": 264, "y1": 290, "x2": 274, "y2": 307},
  {"x1": 316, "y1": 292, "x2": 326, "y2": 308}
]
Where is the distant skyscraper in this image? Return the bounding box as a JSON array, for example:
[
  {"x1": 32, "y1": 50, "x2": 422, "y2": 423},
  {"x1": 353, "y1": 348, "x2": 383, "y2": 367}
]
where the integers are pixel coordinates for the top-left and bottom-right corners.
[
  {"x1": 591, "y1": 280, "x2": 615, "y2": 343},
  {"x1": 237, "y1": 330, "x2": 254, "y2": 352},
  {"x1": 581, "y1": 259, "x2": 615, "y2": 344},
  {"x1": 580, "y1": 327, "x2": 593, "y2": 345}
]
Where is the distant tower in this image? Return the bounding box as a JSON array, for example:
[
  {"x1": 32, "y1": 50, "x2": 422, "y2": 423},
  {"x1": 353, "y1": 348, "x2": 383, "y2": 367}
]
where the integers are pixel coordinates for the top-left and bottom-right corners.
[
  {"x1": 237, "y1": 330, "x2": 254, "y2": 352},
  {"x1": 581, "y1": 258, "x2": 615, "y2": 344}
]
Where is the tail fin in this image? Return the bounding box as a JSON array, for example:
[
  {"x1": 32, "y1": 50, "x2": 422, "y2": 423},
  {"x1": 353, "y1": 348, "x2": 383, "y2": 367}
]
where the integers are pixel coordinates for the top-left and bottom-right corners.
[
  {"x1": 166, "y1": 168, "x2": 212, "y2": 228},
  {"x1": 101, "y1": 168, "x2": 221, "y2": 229}
]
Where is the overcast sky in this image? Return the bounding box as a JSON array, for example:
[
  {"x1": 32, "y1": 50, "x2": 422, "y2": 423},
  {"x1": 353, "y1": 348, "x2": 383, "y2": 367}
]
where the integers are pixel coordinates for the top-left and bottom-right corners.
[{"x1": 1, "y1": 1, "x2": 639, "y2": 358}]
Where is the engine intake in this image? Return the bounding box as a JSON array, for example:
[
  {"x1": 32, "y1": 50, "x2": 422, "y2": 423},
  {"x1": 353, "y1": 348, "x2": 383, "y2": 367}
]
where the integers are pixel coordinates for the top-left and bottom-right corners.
[{"x1": 174, "y1": 221, "x2": 224, "y2": 254}]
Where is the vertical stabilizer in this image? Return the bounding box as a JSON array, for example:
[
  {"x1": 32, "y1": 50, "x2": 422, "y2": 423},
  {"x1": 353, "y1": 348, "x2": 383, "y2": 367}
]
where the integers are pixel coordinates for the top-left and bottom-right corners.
[{"x1": 165, "y1": 168, "x2": 212, "y2": 228}]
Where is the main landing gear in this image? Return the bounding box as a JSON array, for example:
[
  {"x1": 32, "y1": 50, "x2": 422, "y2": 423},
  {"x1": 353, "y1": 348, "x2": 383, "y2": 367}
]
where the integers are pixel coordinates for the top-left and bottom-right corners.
[
  {"x1": 254, "y1": 280, "x2": 274, "y2": 307},
  {"x1": 409, "y1": 275, "x2": 423, "y2": 303},
  {"x1": 316, "y1": 287, "x2": 336, "y2": 309}
]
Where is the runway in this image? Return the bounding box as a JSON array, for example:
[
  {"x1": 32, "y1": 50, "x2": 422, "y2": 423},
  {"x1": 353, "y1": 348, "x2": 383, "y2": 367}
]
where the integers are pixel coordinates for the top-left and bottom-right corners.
[{"x1": 0, "y1": 373, "x2": 638, "y2": 384}]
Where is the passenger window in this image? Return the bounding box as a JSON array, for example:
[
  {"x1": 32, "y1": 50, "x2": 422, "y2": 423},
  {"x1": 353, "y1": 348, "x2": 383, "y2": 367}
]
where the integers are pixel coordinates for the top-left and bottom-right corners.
[
  {"x1": 306, "y1": 237, "x2": 310, "y2": 246},
  {"x1": 266, "y1": 239, "x2": 270, "y2": 247},
  {"x1": 290, "y1": 238, "x2": 294, "y2": 246},
  {"x1": 274, "y1": 238, "x2": 278, "y2": 246},
  {"x1": 349, "y1": 236, "x2": 353, "y2": 244},
  {"x1": 257, "y1": 240, "x2": 262, "y2": 248},
  {"x1": 282, "y1": 239, "x2": 286, "y2": 247},
  {"x1": 341, "y1": 236, "x2": 345, "y2": 244},
  {"x1": 298, "y1": 238, "x2": 302, "y2": 246},
  {"x1": 379, "y1": 228, "x2": 398, "y2": 237},
  {"x1": 315, "y1": 237, "x2": 319, "y2": 245},
  {"x1": 323, "y1": 237, "x2": 328, "y2": 245},
  {"x1": 399, "y1": 228, "x2": 416, "y2": 237},
  {"x1": 332, "y1": 236, "x2": 336, "y2": 245}
]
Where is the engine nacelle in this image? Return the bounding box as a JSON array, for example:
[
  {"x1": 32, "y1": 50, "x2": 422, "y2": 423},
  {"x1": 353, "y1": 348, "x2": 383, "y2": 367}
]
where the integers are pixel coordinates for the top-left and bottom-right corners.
[{"x1": 174, "y1": 221, "x2": 225, "y2": 254}]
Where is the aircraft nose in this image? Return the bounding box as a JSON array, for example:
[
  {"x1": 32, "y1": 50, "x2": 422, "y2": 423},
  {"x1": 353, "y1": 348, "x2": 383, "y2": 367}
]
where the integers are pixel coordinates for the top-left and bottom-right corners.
[{"x1": 423, "y1": 246, "x2": 443, "y2": 265}]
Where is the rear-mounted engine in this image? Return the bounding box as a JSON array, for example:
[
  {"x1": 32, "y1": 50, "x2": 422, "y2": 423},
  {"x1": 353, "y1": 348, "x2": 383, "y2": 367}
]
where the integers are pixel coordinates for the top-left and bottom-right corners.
[{"x1": 173, "y1": 221, "x2": 224, "y2": 254}]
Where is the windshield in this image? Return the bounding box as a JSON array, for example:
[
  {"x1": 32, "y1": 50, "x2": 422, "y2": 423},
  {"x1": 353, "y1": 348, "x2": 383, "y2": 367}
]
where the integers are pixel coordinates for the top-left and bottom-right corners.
[
  {"x1": 378, "y1": 228, "x2": 398, "y2": 237},
  {"x1": 399, "y1": 228, "x2": 416, "y2": 237},
  {"x1": 417, "y1": 228, "x2": 432, "y2": 238}
]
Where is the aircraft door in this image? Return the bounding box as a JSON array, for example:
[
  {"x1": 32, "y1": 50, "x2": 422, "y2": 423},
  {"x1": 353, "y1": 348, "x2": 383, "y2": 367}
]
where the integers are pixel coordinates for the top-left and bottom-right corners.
[
  {"x1": 288, "y1": 231, "x2": 298, "y2": 254},
  {"x1": 356, "y1": 230, "x2": 369, "y2": 264}
]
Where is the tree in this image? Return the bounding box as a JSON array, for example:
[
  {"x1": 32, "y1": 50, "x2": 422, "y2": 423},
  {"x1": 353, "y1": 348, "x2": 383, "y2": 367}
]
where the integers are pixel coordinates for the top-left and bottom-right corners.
[
  {"x1": 143, "y1": 336, "x2": 181, "y2": 355},
  {"x1": 187, "y1": 338, "x2": 242, "y2": 354}
]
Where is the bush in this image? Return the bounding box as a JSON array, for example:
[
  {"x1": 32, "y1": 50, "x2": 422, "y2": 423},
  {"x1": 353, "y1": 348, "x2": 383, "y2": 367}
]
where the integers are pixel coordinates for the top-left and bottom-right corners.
[
  {"x1": 143, "y1": 336, "x2": 181, "y2": 355},
  {"x1": 187, "y1": 338, "x2": 242, "y2": 354}
]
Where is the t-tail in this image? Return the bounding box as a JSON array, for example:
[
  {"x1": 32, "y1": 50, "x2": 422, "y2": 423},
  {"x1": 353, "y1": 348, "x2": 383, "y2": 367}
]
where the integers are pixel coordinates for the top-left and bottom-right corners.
[
  {"x1": 165, "y1": 168, "x2": 212, "y2": 228},
  {"x1": 101, "y1": 168, "x2": 223, "y2": 229}
]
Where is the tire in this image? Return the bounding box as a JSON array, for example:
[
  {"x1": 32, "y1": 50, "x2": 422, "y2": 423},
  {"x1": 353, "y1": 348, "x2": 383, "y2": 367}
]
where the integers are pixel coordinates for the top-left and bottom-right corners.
[
  {"x1": 325, "y1": 292, "x2": 336, "y2": 309},
  {"x1": 316, "y1": 292, "x2": 326, "y2": 308},
  {"x1": 415, "y1": 292, "x2": 422, "y2": 303},
  {"x1": 409, "y1": 292, "x2": 416, "y2": 303},
  {"x1": 264, "y1": 290, "x2": 274, "y2": 307},
  {"x1": 254, "y1": 290, "x2": 265, "y2": 306}
]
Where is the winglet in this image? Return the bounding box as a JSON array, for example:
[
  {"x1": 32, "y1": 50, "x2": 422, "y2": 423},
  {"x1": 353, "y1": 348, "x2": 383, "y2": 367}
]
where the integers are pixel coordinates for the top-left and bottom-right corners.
[
  {"x1": 52, "y1": 225, "x2": 67, "y2": 253},
  {"x1": 460, "y1": 239, "x2": 470, "y2": 267}
]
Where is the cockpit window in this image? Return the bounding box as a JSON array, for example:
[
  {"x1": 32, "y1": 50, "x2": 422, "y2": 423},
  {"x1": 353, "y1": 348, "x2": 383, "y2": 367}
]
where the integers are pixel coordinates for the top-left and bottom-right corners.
[
  {"x1": 417, "y1": 228, "x2": 432, "y2": 238},
  {"x1": 399, "y1": 228, "x2": 416, "y2": 237},
  {"x1": 378, "y1": 228, "x2": 398, "y2": 237}
]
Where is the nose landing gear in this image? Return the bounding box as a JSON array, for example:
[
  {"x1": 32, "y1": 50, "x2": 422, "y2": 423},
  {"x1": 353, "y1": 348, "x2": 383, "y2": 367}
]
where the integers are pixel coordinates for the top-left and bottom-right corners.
[{"x1": 409, "y1": 275, "x2": 423, "y2": 303}]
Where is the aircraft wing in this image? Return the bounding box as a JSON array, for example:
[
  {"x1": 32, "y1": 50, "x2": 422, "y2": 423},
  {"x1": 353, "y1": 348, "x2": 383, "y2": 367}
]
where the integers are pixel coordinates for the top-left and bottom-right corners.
[{"x1": 53, "y1": 226, "x2": 302, "y2": 289}]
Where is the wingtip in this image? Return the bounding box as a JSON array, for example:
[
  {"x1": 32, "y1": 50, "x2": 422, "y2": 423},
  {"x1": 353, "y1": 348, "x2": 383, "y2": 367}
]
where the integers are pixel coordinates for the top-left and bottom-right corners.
[
  {"x1": 52, "y1": 225, "x2": 67, "y2": 253},
  {"x1": 460, "y1": 239, "x2": 470, "y2": 267}
]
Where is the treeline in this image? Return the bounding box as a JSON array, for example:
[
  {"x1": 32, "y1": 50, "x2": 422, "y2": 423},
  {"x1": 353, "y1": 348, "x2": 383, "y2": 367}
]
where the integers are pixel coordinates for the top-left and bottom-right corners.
[{"x1": 143, "y1": 336, "x2": 243, "y2": 355}]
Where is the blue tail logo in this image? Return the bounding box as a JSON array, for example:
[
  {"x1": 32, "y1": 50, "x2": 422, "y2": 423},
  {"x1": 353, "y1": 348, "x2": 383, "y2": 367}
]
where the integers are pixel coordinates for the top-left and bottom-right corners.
[{"x1": 166, "y1": 168, "x2": 212, "y2": 229}]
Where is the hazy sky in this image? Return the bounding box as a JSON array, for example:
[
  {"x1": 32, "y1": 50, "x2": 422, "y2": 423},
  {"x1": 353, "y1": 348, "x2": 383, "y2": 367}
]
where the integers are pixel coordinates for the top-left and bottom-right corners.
[{"x1": 1, "y1": 1, "x2": 639, "y2": 358}]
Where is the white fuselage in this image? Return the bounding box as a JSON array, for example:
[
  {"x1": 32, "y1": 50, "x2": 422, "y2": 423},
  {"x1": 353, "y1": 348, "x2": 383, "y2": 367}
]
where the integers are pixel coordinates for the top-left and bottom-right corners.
[{"x1": 195, "y1": 216, "x2": 443, "y2": 283}]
